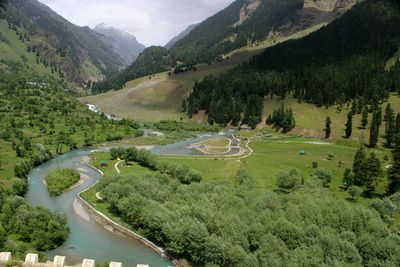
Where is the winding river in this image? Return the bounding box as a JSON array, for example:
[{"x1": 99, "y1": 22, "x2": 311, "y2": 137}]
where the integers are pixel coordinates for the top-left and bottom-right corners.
[{"x1": 25, "y1": 131, "x2": 238, "y2": 266}]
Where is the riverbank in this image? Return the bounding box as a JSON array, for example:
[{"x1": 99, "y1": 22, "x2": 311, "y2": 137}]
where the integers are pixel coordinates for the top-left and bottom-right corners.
[{"x1": 78, "y1": 162, "x2": 180, "y2": 267}]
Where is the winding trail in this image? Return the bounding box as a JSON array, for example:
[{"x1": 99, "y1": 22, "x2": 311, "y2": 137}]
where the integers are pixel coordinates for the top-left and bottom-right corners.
[{"x1": 114, "y1": 160, "x2": 124, "y2": 174}]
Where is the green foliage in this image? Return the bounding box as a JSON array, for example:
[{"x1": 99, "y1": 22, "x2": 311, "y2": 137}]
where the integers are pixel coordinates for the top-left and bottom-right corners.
[
  {"x1": 45, "y1": 168, "x2": 80, "y2": 197},
  {"x1": 348, "y1": 186, "x2": 362, "y2": 201},
  {"x1": 266, "y1": 102, "x2": 296, "y2": 132},
  {"x1": 0, "y1": 195, "x2": 69, "y2": 254},
  {"x1": 98, "y1": 174, "x2": 400, "y2": 266},
  {"x1": 345, "y1": 111, "x2": 353, "y2": 139},
  {"x1": 314, "y1": 168, "x2": 332, "y2": 188},
  {"x1": 276, "y1": 169, "x2": 301, "y2": 191},
  {"x1": 388, "y1": 136, "x2": 400, "y2": 194},
  {"x1": 370, "y1": 110, "x2": 382, "y2": 148},
  {"x1": 325, "y1": 116, "x2": 331, "y2": 139},
  {"x1": 153, "y1": 120, "x2": 220, "y2": 132}
]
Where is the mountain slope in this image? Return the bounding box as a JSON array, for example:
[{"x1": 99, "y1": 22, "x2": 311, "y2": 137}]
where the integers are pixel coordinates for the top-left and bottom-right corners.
[
  {"x1": 170, "y1": 0, "x2": 358, "y2": 65},
  {"x1": 3, "y1": 0, "x2": 125, "y2": 85},
  {"x1": 164, "y1": 23, "x2": 198, "y2": 49},
  {"x1": 91, "y1": 46, "x2": 174, "y2": 93},
  {"x1": 94, "y1": 23, "x2": 145, "y2": 65},
  {"x1": 95, "y1": 0, "x2": 357, "y2": 93},
  {"x1": 187, "y1": 0, "x2": 400, "y2": 126}
]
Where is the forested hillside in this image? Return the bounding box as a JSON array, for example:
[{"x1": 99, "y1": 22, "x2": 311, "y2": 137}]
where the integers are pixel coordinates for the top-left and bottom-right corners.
[
  {"x1": 164, "y1": 23, "x2": 198, "y2": 49},
  {"x1": 170, "y1": 0, "x2": 357, "y2": 65},
  {"x1": 2, "y1": 0, "x2": 125, "y2": 85},
  {"x1": 187, "y1": 0, "x2": 400, "y2": 127},
  {"x1": 91, "y1": 0, "x2": 358, "y2": 93}
]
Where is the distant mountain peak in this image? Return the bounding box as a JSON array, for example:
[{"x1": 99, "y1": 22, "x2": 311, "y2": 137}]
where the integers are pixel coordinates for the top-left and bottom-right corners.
[{"x1": 93, "y1": 23, "x2": 145, "y2": 65}]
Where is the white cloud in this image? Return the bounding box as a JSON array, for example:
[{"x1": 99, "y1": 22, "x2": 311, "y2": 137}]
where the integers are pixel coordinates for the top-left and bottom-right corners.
[{"x1": 38, "y1": 0, "x2": 235, "y2": 46}]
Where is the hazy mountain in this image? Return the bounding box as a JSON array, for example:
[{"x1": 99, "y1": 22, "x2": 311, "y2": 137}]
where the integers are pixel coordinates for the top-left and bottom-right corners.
[
  {"x1": 164, "y1": 23, "x2": 199, "y2": 49},
  {"x1": 2, "y1": 0, "x2": 125, "y2": 85},
  {"x1": 94, "y1": 23, "x2": 146, "y2": 66}
]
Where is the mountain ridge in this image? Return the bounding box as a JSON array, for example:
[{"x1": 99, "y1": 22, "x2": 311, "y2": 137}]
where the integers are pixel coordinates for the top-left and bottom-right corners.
[
  {"x1": 164, "y1": 23, "x2": 199, "y2": 49},
  {"x1": 2, "y1": 0, "x2": 125, "y2": 85},
  {"x1": 93, "y1": 23, "x2": 145, "y2": 65}
]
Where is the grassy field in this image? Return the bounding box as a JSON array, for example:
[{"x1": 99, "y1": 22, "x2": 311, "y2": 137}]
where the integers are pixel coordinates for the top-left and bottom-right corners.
[
  {"x1": 262, "y1": 93, "x2": 400, "y2": 142},
  {"x1": 91, "y1": 134, "x2": 389, "y2": 205}
]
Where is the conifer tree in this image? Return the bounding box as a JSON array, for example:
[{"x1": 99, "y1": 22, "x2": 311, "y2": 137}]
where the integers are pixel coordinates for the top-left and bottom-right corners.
[
  {"x1": 369, "y1": 111, "x2": 380, "y2": 148},
  {"x1": 364, "y1": 153, "x2": 382, "y2": 196},
  {"x1": 388, "y1": 135, "x2": 400, "y2": 194},
  {"x1": 353, "y1": 146, "x2": 367, "y2": 186},
  {"x1": 361, "y1": 106, "x2": 369, "y2": 129},
  {"x1": 345, "y1": 112, "x2": 352, "y2": 138},
  {"x1": 385, "y1": 104, "x2": 395, "y2": 148},
  {"x1": 325, "y1": 116, "x2": 331, "y2": 139},
  {"x1": 395, "y1": 113, "x2": 400, "y2": 136}
]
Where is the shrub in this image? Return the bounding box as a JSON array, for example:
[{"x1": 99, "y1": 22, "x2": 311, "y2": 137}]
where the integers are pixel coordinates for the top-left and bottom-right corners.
[
  {"x1": 45, "y1": 168, "x2": 80, "y2": 196},
  {"x1": 276, "y1": 169, "x2": 301, "y2": 191},
  {"x1": 314, "y1": 168, "x2": 332, "y2": 188}
]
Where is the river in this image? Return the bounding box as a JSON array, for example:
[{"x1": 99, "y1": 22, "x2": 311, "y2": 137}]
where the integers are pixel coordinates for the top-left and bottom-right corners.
[{"x1": 25, "y1": 131, "x2": 238, "y2": 266}]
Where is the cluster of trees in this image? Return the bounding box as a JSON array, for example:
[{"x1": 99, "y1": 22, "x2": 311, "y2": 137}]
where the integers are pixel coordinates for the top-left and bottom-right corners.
[
  {"x1": 45, "y1": 168, "x2": 81, "y2": 197},
  {"x1": 109, "y1": 147, "x2": 203, "y2": 184},
  {"x1": 341, "y1": 147, "x2": 383, "y2": 197},
  {"x1": 152, "y1": 120, "x2": 220, "y2": 133},
  {"x1": 0, "y1": 191, "x2": 69, "y2": 258},
  {"x1": 266, "y1": 102, "x2": 295, "y2": 132},
  {"x1": 187, "y1": 0, "x2": 400, "y2": 125},
  {"x1": 338, "y1": 102, "x2": 400, "y2": 147},
  {"x1": 187, "y1": 73, "x2": 266, "y2": 127},
  {"x1": 98, "y1": 171, "x2": 400, "y2": 266}
]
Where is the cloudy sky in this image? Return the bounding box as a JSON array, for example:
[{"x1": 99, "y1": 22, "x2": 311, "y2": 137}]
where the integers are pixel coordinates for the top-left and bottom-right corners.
[{"x1": 38, "y1": 0, "x2": 235, "y2": 46}]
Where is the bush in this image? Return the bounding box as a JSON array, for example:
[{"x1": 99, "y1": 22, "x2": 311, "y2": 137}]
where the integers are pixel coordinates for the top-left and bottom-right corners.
[
  {"x1": 314, "y1": 168, "x2": 332, "y2": 188},
  {"x1": 45, "y1": 168, "x2": 80, "y2": 196},
  {"x1": 348, "y1": 186, "x2": 362, "y2": 201},
  {"x1": 312, "y1": 161, "x2": 318, "y2": 169},
  {"x1": 276, "y1": 169, "x2": 302, "y2": 191}
]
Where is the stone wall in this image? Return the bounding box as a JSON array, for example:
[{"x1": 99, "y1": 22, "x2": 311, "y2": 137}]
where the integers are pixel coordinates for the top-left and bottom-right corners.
[{"x1": 0, "y1": 252, "x2": 149, "y2": 267}]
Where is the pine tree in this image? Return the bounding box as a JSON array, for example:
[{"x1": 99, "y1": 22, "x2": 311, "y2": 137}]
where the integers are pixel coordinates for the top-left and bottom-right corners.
[
  {"x1": 395, "y1": 113, "x2": 400, "y2": 136},
  {"x1": 388, "y1": 136, "x2": 400, "y2": 194},
  {"x1": 369, "y1": 111, "x2": 380, "y2": 148},
  {"x1": 325, "y1": 116, "x2": 331, "y2": 139},
  {"x1": 345, "y1": 112, "x2": 352, "y2": 138},
  {"x1": 364, "y1": 152, "x2": 382, "y2": 196},
  {"x1": 353, "y1": 146, "x2": 367, "y2": 186},
  {"x1": 385, "y1": 104, "x2": 395, "y2": 148},
  {"x1": 342, "y1": 168, "x2": 353, "y2": 190},
  {"x1": 361, "y1": 106, "x2": 369, "y2": 129}
]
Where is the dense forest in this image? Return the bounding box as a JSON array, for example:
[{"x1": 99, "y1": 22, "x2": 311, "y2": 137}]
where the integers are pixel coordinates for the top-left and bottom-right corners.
[
  {"x1": 98, "y1": 170, "x2": 400, "y2": 266},
  {"x1": 187, "y1": 0, "x2": 400, "y2": 126}
]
